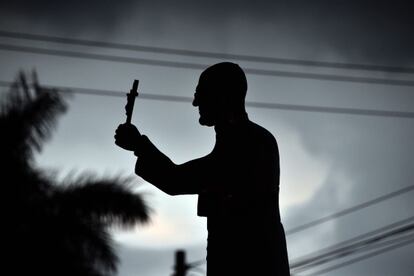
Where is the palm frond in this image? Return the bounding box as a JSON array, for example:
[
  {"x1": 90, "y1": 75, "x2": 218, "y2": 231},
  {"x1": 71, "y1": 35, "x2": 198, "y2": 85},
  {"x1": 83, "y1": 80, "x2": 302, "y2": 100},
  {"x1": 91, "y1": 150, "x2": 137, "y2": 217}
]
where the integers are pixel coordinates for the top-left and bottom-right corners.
[
  {"x1": 0, "y1": 71, "x2": 69, "y2": 160},
  {"x1": 55, "y1": 175, "x2": 151, "y2": 228},
  {"x1": 58, "y1": 217, "x2": 118, "y2": 274},
  {"x1": 3, "y1": 70, "x2": 151, "y2": 276},
  {"x1": 19, "y1": 206, "x2": 117, "y2": 276}
]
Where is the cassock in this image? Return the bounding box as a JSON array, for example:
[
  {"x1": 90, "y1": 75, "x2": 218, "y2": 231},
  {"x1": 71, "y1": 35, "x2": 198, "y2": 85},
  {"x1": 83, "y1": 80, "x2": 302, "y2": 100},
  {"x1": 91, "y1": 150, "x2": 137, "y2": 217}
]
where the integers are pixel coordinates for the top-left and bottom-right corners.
[{"x1": 135, "y1": 116, "x2": 290, "y2": 275}]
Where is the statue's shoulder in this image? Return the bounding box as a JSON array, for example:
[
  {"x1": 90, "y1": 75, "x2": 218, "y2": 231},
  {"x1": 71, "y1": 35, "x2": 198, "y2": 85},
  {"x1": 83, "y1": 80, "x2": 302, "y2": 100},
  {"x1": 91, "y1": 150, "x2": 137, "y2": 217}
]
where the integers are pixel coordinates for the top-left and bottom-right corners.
[{"x1": 247, "y1": 120, "x2": 277, "y2": 145}]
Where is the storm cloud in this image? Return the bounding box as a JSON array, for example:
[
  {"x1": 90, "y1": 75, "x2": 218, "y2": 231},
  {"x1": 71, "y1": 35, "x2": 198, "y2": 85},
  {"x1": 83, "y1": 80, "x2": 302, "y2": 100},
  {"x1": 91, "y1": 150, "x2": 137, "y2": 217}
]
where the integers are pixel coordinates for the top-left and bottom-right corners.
[
  {"x1": 1, "y1": 1, "x2": 414, "y2": 275},
  {"x1": 1, "y1": 0, "x2": 413, "y2": 64}
]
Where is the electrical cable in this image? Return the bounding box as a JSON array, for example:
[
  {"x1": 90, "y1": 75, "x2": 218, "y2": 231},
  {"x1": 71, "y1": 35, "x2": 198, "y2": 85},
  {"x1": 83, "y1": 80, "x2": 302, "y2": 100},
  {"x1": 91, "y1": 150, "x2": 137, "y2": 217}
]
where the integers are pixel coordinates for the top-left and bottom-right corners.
[
  {"x1": 291, "y1": 223, "x2": 414, "y2": 272},
  {"x1": 286, "y1": 184, "x2": 414, "y2": 235},
  {"x1": 1, "y1": 30, "x2": 413, "y2": 74},
  {"x1": 1, "y1": 81, "x2": 414, "y2": 119},
  {"x1": 1, "y1": 43, "x2": 414, "y2": 86},
  {"x1": 302, "y1": 236, "x2": 414, "y2": 276},
  {"x1": 290, "y1": 216, "x2": 414, "y2": 267}
]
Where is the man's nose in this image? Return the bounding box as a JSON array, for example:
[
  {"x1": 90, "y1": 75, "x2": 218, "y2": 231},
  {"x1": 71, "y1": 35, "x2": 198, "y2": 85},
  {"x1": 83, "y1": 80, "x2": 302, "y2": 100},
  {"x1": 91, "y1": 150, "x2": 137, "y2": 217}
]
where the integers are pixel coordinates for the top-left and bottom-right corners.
[{"x1": 192, "y1": 94, "x2": 199, "y2": 106}]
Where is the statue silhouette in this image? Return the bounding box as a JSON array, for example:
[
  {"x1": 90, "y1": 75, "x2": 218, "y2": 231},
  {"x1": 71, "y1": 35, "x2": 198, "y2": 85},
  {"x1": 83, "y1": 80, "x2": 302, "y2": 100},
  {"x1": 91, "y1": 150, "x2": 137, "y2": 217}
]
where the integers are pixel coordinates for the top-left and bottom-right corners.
[{"x1": 115, "y1": 62, "x2": 290, "y2": 275}]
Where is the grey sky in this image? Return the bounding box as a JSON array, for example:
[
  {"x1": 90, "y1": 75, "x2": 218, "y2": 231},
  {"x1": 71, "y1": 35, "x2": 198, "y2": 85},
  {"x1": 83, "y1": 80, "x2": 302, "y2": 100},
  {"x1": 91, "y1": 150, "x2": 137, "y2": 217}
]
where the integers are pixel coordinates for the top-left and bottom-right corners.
[
  {"x1": 1, "y1": 0, "x2": 413, "y2": 63},
  {"x1": 1, "y1": 1, "x2": 414, "y2": 275}
]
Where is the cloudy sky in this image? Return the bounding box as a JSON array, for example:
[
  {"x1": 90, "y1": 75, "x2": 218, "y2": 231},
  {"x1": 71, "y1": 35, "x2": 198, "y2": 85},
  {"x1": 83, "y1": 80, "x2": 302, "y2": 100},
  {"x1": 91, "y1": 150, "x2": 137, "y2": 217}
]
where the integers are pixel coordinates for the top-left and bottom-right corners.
[{"x1": 1, "y1": 1, "x2": 414, "y2": 275}]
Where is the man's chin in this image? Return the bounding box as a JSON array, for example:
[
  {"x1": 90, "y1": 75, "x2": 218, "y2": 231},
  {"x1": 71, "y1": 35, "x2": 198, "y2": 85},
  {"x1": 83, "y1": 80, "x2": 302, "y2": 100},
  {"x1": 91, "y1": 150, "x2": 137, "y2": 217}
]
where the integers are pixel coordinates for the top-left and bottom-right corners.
[{"x1": 199, "y1": 117, "x2": 215, "y2": 127}]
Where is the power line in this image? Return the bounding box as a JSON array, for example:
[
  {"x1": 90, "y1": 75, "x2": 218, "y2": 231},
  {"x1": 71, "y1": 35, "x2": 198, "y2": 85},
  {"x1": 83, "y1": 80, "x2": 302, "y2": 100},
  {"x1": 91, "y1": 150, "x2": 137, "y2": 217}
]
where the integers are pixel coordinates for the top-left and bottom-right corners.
[
  {"x1": 1, "y1": 81, "x2": 414, "y2": 119},
  {"x1": 1, "y1": 43, "x2": 414, "y2": 87},
  {"x1": 1, "y1": 29, "x2": 414, "y2": 74},
  {"x1": 290, "y1": 216, "x2": 414, "y2": 267},
  {"x1": 290, "y1": 219, "x2": 414, "y2": 275},
  {"x1": 246, "y1": 101, "x2": 414, "y2": 118},
  {"x1": 294, "y1": 231, "x2": 414, "y2": 275},
  {"x1": 286, "y1": 184, "x2": 414, "y2": 235},
  {"x1": 302, "y1": 236, "x2": 414, "y2": 276},
  {"x1": 187, "y1": 259, "x2": 206, "y2": 268},
  {"x1": 291, "y1": 220, "x2": 414, "y2": 271}
]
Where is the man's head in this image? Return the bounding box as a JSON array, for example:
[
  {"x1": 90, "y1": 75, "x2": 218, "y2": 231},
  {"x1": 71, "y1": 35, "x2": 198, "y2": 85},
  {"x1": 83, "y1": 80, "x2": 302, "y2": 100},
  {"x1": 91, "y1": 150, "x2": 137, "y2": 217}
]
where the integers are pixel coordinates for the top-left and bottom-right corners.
[{"x1": 193, "y1": 62, "x2": 248, "y2": 126}]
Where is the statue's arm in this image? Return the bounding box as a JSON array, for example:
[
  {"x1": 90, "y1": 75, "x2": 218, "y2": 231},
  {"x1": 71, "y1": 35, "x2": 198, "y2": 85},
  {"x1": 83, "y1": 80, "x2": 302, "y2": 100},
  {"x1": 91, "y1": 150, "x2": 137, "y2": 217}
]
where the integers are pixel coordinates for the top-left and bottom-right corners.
[{"x1": 134, "y1": 135, "x2": 209, "y2": 196}]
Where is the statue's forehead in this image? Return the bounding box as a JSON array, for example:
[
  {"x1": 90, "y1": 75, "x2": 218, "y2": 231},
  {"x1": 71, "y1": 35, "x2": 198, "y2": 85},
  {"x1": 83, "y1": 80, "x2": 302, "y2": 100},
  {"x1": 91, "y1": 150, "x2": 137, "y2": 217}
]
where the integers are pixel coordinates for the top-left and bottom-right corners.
[{"x1": 196, "y1": 73, "x2": 212, "y2": 90}]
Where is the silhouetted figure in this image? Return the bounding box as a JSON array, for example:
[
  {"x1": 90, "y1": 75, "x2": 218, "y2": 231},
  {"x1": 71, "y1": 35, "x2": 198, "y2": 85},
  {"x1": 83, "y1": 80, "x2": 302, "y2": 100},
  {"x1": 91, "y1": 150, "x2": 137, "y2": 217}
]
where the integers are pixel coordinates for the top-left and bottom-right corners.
[{"x1": 115, "y1": 62, "x2": 290, "y2": 275}]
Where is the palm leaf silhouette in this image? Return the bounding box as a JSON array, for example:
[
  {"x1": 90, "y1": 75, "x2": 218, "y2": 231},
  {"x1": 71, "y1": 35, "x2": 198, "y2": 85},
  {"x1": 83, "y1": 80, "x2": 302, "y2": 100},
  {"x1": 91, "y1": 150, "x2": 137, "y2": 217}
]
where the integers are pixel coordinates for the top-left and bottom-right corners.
[{"x1": 2, "y1": 72, "x2": 150, "y2": 276}]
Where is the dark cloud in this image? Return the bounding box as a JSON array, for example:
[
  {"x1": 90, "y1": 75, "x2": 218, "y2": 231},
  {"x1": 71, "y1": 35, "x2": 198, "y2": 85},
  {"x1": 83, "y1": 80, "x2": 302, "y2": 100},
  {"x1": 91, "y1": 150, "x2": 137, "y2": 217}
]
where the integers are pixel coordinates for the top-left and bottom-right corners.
[
  {"x1": 0, "y1": 0, "x2": 138, "y2": 33},
  {"x1": 1, "y1": 1, "x2": 413, "y2": 275},
  {"x1": 280, "y1": 1, "x2": 414, "y2": 64},
  {"x1": 1, "y1": 0, "x2": 413, "y2": 64}
]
